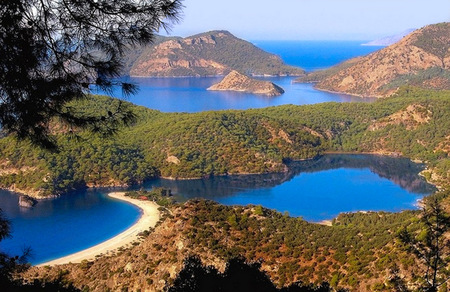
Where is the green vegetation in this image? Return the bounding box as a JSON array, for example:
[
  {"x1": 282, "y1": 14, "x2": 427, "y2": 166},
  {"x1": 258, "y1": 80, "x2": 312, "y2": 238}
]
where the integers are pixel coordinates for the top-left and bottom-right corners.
[
  {"x1": 381, "y1": 67, "x2": 450, "y2": 92},
  {"x1": 0, "y1": 87, "x2": 448, "y2": 196},
  {"x1": 173, "y1": 199, "x2": 425, "y2": 289},
  {"x1": 125, "y1": 188, "x2": 176, "y2": 207},
  {"x1": 412, "y1": 23, "x2": 450, "y2": 60}
]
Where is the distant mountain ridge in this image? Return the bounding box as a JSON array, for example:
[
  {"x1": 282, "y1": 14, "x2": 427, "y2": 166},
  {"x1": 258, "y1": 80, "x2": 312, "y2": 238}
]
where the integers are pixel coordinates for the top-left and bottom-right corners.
[
  {"x1": 297, "y1": 23, "x2": 450, "y2": 97},
  {"x1": 362, "y1": 28, "x2": 416, "y2": 46},
  {"x1": 124, "y1": 30, "x2": 305, "y2": 77}
]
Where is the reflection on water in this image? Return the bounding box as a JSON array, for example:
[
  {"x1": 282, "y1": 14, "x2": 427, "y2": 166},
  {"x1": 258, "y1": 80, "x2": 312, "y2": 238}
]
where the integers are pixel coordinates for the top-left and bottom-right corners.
[
  {"x1": 142, "y1": 154, "x2": 434, "y2": 221},
  {"x1": 96, "y1": 77, "x2": 374, "y2": 113},
  {"x1": 0, "y1": 154, "x2": 435, "y2": 263},
  {"x1": 143, "y1": 154, "x2": 434, "y2": 200}
]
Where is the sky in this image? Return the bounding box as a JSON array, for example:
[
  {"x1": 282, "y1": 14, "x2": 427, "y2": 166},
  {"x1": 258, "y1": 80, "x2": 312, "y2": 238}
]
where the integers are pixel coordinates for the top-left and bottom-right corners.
[{"x1": 163, "y1": 0, "x2": 450, "y2": 40}]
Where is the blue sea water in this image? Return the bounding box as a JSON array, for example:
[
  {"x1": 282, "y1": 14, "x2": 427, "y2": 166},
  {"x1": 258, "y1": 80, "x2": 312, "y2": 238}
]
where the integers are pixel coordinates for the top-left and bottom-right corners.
[
  {"x1": 106, "y1": 77, "x2": 375, "y2": 113},
  {"x1": 253, "y1": 40, "x2": 381, "y2": 71},
  {"x1": 142, "y1": 154, "x2": 434, "y2": 222},
  {"x1": 98, "y1": 41, "x2": 382, "y2": 112}
]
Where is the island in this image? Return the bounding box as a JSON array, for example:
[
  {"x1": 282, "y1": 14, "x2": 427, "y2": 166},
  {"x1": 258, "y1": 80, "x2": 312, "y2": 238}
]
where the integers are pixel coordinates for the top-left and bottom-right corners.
[{"x1": 207, "y1": 70, "x2": 285, "y2": 96}]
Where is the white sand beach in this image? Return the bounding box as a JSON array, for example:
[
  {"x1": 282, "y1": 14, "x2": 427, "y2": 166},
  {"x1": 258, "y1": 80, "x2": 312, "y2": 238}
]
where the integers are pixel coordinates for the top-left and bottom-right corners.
[{"x1": 37, "y1": 192, "x2": 160, "y2": 266}]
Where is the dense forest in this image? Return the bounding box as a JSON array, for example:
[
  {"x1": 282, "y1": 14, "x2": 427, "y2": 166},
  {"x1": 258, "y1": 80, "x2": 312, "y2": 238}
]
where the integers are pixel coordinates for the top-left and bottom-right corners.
[{"x1": 0, "y1": 87, "x2": 448, "y2": 197}]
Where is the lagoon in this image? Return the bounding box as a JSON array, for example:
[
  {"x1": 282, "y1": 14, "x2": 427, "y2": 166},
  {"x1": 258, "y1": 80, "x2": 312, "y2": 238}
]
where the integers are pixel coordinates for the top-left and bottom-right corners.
[{"x1": 0, "y1": 155, "x2": 433, "y2": 264}]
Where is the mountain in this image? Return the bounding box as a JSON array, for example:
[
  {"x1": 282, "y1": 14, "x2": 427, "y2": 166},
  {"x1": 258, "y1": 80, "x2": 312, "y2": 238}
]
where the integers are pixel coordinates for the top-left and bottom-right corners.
[
  {"x1": 296, "y1": 23, "x2": 450, "y2": 97},
  {"x1": 207, "y1": 70, "x2": 285, "y2": 96},
  {"x1": 126, "y1": 30, "x2": 305, "y2": 77},
  {"x1": 362, "y1": 28, "x2": 416, "y2": 46}
]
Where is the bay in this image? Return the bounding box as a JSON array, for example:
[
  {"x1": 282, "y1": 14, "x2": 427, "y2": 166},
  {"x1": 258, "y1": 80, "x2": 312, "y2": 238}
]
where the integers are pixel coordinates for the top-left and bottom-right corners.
[{"x1": 96, "y1": 41, "x2": 381, "y2": 112}]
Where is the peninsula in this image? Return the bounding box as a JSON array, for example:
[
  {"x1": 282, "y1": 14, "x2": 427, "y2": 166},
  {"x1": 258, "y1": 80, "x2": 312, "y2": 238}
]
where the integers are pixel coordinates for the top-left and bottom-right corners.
[{"x1": 207, "y1": 70, "x2": 285, "y2": 96}]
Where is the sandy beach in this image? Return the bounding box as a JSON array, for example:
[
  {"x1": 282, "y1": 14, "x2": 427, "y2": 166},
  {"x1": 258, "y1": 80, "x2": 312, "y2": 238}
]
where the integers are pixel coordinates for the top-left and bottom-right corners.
[{"x1": 37, "y1": 192, "x2": 160, "y2": 266}]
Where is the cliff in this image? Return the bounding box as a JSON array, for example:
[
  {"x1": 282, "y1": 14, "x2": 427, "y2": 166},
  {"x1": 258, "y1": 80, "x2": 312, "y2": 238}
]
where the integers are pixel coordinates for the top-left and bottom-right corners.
[
  {"x1": 207, "y1": 70, "x2": 285, "y2": 96},
  {"x1": 296, "y1": 23, "x2": 450, "y2": 97},
  {"x1": 127, "y1": 30, "x2": 305, "y2": 77}
]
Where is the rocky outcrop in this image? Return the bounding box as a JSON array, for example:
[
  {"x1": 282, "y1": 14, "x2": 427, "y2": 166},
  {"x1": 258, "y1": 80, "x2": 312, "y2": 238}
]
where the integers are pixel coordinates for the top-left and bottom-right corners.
[
  {"x1": 127, "y1": 30, "x2": 304, "y2": 77},
  {"x1": 207, "y1": 71, "x2": 285, "y2": 96},
  {"x1": 296, "y1": 23, "x2": 450, "y2": 97},
  {"x1": 19, "y1": 195, "x2": 37, "y2": 208}
]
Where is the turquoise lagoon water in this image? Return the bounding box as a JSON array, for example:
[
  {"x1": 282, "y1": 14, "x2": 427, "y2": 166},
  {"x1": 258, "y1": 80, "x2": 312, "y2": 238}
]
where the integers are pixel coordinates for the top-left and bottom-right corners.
[{"x1": 0, "y1": 190, "x2": 140, "y2": 265}]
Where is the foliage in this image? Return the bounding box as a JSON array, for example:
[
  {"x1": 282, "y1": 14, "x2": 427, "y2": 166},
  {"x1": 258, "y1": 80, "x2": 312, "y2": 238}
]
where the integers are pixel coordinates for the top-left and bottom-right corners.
[
  {"x1": 0, "y1": 87, "x2": 448, "y2": 196},
  {"x1": 381, "y1": 67, "x2": 450, "y2": 92},
  {"x1": 412, "y1": 23, "x2": 450, "y2": 60},
  {"x1": 0, "y1": 0, "x2": 181, "y2": 148},
  {"x1": 126, "y1": 188, "x2": 176, "y2": 207},
  {"x1": 398, "y1": 193, "x2": 450, "y2": 291},
  {"x1": 167, "y1": 255, "x2": 340, "y2": 292},
  {"x1": 177, "y1": 199, "x2": 422, "y2": 289}
]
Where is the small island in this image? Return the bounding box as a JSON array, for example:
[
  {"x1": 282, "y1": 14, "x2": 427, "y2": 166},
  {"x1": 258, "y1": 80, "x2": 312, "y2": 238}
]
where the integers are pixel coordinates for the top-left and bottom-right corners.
[{"x1": 208, "y1": 70, "x2": 285, "y2": 96}]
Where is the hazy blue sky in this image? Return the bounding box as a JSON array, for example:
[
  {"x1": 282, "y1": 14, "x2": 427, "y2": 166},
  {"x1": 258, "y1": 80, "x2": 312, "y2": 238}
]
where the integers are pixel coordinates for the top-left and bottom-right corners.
[{"x1": 164, "y1": 0, "x2": 450, "y2": 40}]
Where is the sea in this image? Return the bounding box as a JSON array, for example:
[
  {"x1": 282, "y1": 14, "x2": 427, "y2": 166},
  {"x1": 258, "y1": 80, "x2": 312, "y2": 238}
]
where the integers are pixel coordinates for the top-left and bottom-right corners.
[
  {"x1": 2, "y1": 41, "x2": 432, "y2": 265},
  {"x1": 98, "y1": 41, "x2": 381, "y2": 112}
]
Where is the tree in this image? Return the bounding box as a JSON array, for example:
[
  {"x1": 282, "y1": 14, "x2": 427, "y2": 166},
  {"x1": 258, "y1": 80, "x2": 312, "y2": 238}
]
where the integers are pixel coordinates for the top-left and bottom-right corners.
[
  {"x1": 0, "y1": 0, "x2": 182, "y2": 149},
  {"x1": 167, "y1": 255, "x2": 340, "y2": 292},
  {"x1": 398, "y1": 195, "x2": 450, "y2": 291}
]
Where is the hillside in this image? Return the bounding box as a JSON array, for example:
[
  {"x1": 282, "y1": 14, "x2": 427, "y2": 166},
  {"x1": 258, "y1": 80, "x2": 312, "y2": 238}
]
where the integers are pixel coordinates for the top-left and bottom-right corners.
[
  {"x1": 296, "y1": 23, "x2": 450, "y2": 97},
  {"x1": 20, "y1": 197, "x2": 444, "y2": 291},
  {"x1": 127, "y1": 30, "x2": 305, "y2": 77},
  {"x1": 208, "y1": 70, "x2": 285, "y2": 96},
  {"x1": 0, "y1": 87, "x2": 449, "y2": 197}
]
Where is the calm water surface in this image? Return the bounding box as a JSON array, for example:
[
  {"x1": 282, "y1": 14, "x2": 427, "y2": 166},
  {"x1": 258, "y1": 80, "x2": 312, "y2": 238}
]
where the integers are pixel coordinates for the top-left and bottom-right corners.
[
  {"x1": 97, "y1": 41, "x2": 381, "y2": 112},
  {"x1": 143, "y1": 155, "x2": 435, "y2": 221},
  {"x1": 0, "y1": 191, "x2": 140, "y2": 265},
  {"x1": 0, "y1": 155, "x2": 434, "y2": 264},
  {"x1": 104, "y1": 77, "x2": 374, "y2": 113},
  {"x1": 254, "y1": 40, "x2": 381, "y2": 71}
]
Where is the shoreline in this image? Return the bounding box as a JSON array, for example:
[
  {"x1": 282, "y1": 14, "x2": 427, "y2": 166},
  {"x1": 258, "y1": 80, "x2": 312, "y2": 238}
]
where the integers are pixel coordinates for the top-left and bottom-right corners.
[{"x1": 36, "y1": 192, "x2": 160, "y2": 266}]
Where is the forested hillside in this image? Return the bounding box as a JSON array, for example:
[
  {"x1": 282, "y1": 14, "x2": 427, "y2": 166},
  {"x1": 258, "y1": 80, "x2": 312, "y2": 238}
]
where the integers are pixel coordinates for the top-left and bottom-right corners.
[{"x1": 0, "y1": 87, "x2": 448, "y2": 197}]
